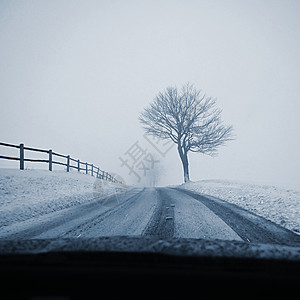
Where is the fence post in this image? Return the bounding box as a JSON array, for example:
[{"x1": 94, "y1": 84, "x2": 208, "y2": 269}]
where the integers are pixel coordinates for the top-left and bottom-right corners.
[
  {"x1": 77, "y1": 160, "x2": 80, "y2": 172},
  {"x1": 97, "y1": 168, "x2": 99, "y2": 178},
  {"x1": 86, "y1": 162, "x2": 88, "y2": 174},
  {"x1": 67, "y1": 155, "x2": 70, "y2": 172},
  {"x1": 49, "y1": 149, "x2": 52, "y2": 171},
  {"x1": 91, "y1": 164, "x2": 94, "y2": 176},
  {"x1": 20, "y1": 143, "x2": 24, "y2": 170}
]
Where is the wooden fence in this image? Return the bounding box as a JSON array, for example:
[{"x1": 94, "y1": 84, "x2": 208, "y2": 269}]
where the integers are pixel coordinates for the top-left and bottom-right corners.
[{"x1": 0, "y1": 142, "x2": 121, "y2": 184}]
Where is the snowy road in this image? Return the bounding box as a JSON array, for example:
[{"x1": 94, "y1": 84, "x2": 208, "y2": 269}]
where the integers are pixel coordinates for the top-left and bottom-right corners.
[{"x1": 0, "y1": 187, "x2": 299, "y2": 246}]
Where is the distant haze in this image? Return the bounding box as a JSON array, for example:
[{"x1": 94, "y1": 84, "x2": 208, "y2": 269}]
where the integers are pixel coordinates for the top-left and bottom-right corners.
[{"x1": 0, "y1": 0, "x2": 299, "y2": 189}]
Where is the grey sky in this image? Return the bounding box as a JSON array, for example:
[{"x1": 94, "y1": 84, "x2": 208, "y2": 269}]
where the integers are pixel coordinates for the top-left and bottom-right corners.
[{"x1": 0, "y1": 0, "x2": 299, "y2": 189}]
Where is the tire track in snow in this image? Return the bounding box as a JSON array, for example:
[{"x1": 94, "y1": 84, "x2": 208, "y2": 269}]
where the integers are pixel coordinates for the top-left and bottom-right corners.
[
  {"x1": 176, "y1": 188, "x2": 300, "y2": 246},
  {"x1": 0, "y1": 189, "x2": 142, "y2": 239},
  {"x1": 63, "y1": 188, "x2": 147, "y2": 237},
  {"x1": 142, "y1": 188, "x2": 174, "y2": 238}
]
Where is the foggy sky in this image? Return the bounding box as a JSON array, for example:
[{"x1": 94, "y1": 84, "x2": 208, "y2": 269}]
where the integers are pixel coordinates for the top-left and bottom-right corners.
[{"x1": 0, "y1": 0, "x2": 300, "y2": 189}]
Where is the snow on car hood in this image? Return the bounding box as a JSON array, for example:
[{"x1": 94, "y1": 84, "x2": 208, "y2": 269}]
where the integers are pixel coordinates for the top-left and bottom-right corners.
[{"x1": 0, "y1": 236, "x2": 299, "y2": 261}]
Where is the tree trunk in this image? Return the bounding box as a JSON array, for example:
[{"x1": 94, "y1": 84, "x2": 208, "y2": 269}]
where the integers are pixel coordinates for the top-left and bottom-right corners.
[{"x1": 177, "y1": 145, "x2": 190, "y2": 183}]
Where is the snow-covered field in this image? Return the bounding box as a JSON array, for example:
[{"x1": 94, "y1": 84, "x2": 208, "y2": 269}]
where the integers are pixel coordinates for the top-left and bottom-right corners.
[
  {"x1": 1, "y1": 169, "x2": 299, "y2": 238},
  {"x1": 0, "y1": 168, "x2": 123, "y2": 227},
  {"x1": 181, "y1": 180, "x2": 300, "y2": 234}
]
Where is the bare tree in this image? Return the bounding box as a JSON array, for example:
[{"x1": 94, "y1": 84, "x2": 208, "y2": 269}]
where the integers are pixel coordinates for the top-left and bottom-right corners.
[{"x1": 139, "y1": 83, "x2": 234, "y2": 183}]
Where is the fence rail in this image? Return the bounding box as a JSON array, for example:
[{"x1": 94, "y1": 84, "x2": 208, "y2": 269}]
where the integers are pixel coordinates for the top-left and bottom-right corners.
[{"x1": 0, "y1": 142, "x2": 121, "y2": 184}]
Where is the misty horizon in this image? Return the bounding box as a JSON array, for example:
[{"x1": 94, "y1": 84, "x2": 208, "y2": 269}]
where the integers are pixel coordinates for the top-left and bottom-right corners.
[{"x1": 1, "y1": 0, "x2": 299, "y2": 189}]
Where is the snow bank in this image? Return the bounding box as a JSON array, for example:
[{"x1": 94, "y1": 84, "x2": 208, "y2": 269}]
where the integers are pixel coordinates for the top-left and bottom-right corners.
[
  {"x1": 181, "y1": 180, "x2": 300, "y2": 234},
  {"x1": 0, "y1": 168, "x2": 124, "y2": 227}
]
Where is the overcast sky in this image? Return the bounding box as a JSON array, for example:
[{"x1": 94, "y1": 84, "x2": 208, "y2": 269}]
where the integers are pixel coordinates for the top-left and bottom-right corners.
[{"x1": 0, "y1": 0, "x2": 299, "y2": 189}]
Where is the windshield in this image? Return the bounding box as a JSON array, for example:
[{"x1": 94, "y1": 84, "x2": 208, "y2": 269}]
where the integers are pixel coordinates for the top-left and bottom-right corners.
[{"x1": 0, "y1": 0, "x2": 299, "y2": 261}]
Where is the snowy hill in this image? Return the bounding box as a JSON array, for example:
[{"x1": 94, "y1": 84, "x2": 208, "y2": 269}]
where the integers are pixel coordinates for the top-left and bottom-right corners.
[
  {"x1": 0, "y1": 168, "x2": 122, "y2": 228},
  {"x1": 181, "y1": 180, "x2": 300, "y2": 234}
]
